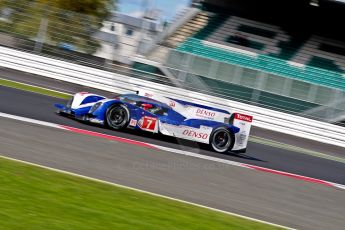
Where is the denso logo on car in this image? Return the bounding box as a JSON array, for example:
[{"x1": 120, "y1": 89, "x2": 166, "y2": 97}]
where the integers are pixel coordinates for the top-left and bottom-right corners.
[
  {"x1": 182, "y1": 130, "x2": 209, "y2": 139},
  {"x1": 196, "y1": 109, "x2": 216, "y2": 117},
  {"x1": 234, "y1": 113, "x2": 253, "y2": 122}
]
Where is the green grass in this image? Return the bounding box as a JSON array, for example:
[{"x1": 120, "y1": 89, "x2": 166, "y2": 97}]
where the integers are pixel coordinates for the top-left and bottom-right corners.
[
  {"x1": 0, "y1": 157, "x2": 283, "y2": 230},
  {"x1": 0, "y1": 78, "x2": 71, "y2": 99}
]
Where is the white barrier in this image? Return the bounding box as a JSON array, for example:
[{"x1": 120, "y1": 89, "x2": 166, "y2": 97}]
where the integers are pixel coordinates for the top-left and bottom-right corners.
[{"x1": 1, "y1": 45, "x2": 345, "y2": 148}]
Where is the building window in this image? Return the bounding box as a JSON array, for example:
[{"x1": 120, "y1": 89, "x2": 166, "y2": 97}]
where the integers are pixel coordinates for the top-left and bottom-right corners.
[{"x1": 125, "y1": 28, "x2": 133, "y2": 36}]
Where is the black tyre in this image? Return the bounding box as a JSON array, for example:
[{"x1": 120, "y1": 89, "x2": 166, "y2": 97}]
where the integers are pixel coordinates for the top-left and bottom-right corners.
[
  {"x1": 106, "y1": 104, "x2": 129, "y2": 130},
  {"x1": 210, "y1": 127, "x2": 235, "y2": 153}
]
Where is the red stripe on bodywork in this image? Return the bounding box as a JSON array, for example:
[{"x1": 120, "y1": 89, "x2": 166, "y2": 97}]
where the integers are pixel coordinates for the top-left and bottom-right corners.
[
  {"x1": 60, "y1": 125, "x2": 159, "y2": 150},
  {"x1": 242, "y1": 163, "x2": 334, "y2": 187}
]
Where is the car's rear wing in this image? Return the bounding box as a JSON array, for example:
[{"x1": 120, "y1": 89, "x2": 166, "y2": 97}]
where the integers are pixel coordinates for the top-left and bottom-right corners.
[{"x1": 231, "y1": 113, "x2": 253, "y2": 152}]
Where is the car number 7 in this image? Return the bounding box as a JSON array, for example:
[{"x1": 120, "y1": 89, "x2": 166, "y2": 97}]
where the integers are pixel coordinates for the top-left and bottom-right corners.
[{"x1": 140, "y1": 116, "x2": 157, "y2": 131}]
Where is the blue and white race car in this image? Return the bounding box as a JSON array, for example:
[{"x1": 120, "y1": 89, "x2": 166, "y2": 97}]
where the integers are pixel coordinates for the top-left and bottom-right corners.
[{"x1": 55, "y1": 91, "x2": 253, "y2": 153}]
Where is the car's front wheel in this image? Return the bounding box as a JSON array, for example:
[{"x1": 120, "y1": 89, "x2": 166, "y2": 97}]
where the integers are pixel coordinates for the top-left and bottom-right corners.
[
  {"x1": 106, "y1": 104, "x2": 129, "y2": 130},
  {"x1": 210, "y1": 127, "x2": 234, "y2": 153}
]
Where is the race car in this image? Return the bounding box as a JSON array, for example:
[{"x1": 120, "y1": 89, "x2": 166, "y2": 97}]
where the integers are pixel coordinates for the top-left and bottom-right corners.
[{"x1": 55, "y1": 91, "x2": 253, "y2": 153}]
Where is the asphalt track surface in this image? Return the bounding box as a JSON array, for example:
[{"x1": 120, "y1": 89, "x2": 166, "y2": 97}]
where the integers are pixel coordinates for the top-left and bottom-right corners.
[
  {"x1": 1, "y1": 116, "x2": 345, "y2": 230},
  {"x1": 2, "y1": 67, "x2": 345, "y2": 155},
  {"x1": 1, "y1": 67, "x2": 345, "y2": 158},
  {"x1": 1, "y1": 85, "x2": 345, "y2": 185}
]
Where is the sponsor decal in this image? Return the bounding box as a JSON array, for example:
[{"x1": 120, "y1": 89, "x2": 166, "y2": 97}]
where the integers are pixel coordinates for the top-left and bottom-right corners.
[
  {"x1": 196, "y1": 109, "x2": 216, "y2": 117},
  {"x1": 138, "y1": 119, "x2": 143, "y2": 127},
  {"x1": 237, "y1": 132, "x2": 247, "y2": 146},
  {"x1": 129, "y1": 119, "x2": 137, "y2": 127},
  {"x1": 234, "y1": 113, "x2": 253, "y2": 122},
  {"x1": 138, "y1": 116, "x2": 157, "y2": 131},
  {"x1": 182, "y1": 129, "x2": 209, "y2": 139},
  {"x1": 200, "y1": 125, "x2": 212, "y2": 131},
  {"x1": 144, "y1": 93, "x2": 153, "y2": 98},
  {"x1": 168, "y1": 100, "x2": 176, "y2": 107}
]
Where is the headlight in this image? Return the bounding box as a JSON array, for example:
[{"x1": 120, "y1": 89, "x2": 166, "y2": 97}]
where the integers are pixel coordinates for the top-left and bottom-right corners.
[{"x1": 89, "y1": 102, "x2": 101, "y2": 113}]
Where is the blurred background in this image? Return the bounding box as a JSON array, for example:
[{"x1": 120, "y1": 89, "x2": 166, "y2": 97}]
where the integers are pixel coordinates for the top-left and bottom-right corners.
[{"x1": 1, "y1": 0, "x2": 345, "y2": 125}]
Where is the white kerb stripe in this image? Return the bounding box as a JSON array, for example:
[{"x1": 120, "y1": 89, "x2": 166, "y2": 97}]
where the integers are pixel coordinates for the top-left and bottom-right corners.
[{"x1": 0, "y1": 112, "x2": 64, "y2": 129}]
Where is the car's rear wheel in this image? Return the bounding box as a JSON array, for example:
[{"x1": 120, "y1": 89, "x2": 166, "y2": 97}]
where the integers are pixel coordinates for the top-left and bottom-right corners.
[
  {"x1": 210, "y1": 127, "x2": 234, "y2": 153},
  {"x1": 106, "y1": 104, "x2": 129, "y2": 130}
]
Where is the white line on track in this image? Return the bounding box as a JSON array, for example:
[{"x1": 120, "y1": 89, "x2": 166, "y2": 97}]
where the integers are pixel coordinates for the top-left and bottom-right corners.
[
  {"x1": 0, "y1": 112, "x2": 65, "y2": 129},
  {"x1": 0, "y1": 154, "x2": 294, "y2": 229}
]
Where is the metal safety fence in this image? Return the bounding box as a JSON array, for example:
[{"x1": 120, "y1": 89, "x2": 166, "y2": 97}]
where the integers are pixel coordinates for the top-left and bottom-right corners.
[
  {"x1": 1, "y1": 45, "x2": 345, "y2": 148},
  {"x1": 1, "y1": 0, "x2": 345, "y2": 125}
]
